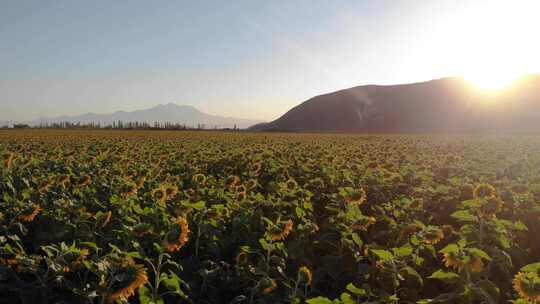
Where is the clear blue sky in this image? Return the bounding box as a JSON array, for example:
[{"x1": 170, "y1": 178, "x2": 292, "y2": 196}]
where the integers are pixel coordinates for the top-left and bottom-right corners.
[{"x1": 1, "y1": 0, "x2": 539, "y2": 121}]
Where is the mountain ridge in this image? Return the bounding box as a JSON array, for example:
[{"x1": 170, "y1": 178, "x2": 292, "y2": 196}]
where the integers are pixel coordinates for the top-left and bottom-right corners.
[
  {"x1": 252, "y1": 75, "x2": 540, "y2": 133},
  {"x1": 29, "y1": 103, "x2": 263, "y2": 129}
]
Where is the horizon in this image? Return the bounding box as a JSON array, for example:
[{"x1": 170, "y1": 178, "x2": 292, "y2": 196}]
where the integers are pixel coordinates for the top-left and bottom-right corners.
[{"x1": 2, "y1": 0, "x2": 540, "y2": 122}]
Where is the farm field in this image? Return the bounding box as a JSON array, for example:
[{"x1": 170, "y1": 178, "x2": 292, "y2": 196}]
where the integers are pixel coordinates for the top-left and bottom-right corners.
[{"x1": 1, "y1": 129, "x2": 540, "y2": 303}]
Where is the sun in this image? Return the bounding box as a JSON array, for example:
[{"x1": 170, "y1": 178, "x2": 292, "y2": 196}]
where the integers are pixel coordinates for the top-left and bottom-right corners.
[{"x1": 464, "y1": 72, "x2": 518, "y2": 91}]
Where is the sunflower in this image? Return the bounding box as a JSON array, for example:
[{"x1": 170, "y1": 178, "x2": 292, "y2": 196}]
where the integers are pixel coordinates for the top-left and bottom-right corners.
[
  {"x1": 165, "y1": 185, "x2": 178, "y2": 200},
  {"x1": 442, "y1": 252, "x2": 484, "y2": 273},
  {"x1": 298, "y1": 266, "x2": 313, "y2": 286},
  {"x1": 399, "y1": 224, "x2": 421, "y2": 241},
  {"x1": 18, "y1": 204, "x2": 43, "y2": 222},
  {"x1": 442, "y1": 252, "x2": 465, "y2": 271},
  {"x1": 107, "y1": 262, "x2": 148, "y2": 303},
  {"x1": 351, "y1": 216, "x2": 376, "y2": 231},
  {"x1": 286, "y1": 178, "x2": 298, "y2": 191},
  {"x1": 252, "y1": 161, "x2": 262, "y2": 176},
  {"x1": 246, "y1": 179, "x2": 257, "y2": 191},
  {"x1": 420, "y1": 226, "x2": 445, "y2": 245},
  {"x1": 226, "y1": 175, "x2": 241, "y2": 189},
  {"x1": 3, "y1": 152, "x2": 15, "y2": 169},
  {"x1": 410, "y1": 198, "x2": 423, "y2": 209},
  {"x1": 236, "y1": 185, "x2": 247, "y2": 200},
  {"x1": 57, "y1": 175, "x2": 70, "y2": 188},
  {"x1": 235, "y1": 251, "x2": 249, "y2": 265},
  {"x1": 473, "y1": 183, "x2": 497, "y2": 200},
  {"x1": 72, "y1": 249, "x2": 90, "y2": 269},
  {"x1": 260, "y1": 278, "x2": 277, "y2": 294},
  {"x1": 0, "y1": 257, "x2": 18, "y2": 266},
  {"x1": 163, "y1": 217, "x2": 190, "y2": 252},
  {"x1": 77, "y1": 175, "x2": 92, "y2": 188},
  {"x1": 513, "y1": 271, "x2": 540, "y2": 302},
  {"x1": 468, "y1": 257, "x2": 484, "y2": 273},
  {"x1": 99, "y1": 211, "x2": 112, "y2": 228},
  {"x1": 38, "y1": 180, "x2": 53, "y2": 194},
  {"x1": 132, "y1": 223, "x2": 153, "y2": 237},
  {"x1": 347, "y1": 188, "x2": 367, "y2": 206},
  {"x1": 271, "y1": 219, "x2": 293, "y2": 242},
  {"x1": 151, "y1": 186, "x2": 167, "y2": 205},
  {"x1": 192, "y1": 174, "x2": 206, "y2": 185},
  {"x1": 478, "y1": 197, "x2": 504, "y2": 218},
  {"x1": 120, "y1": 182, "x2": 139, "y2": 199}
]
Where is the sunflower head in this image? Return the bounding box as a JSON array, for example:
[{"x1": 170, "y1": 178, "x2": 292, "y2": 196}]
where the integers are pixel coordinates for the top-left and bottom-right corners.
[
  {"x1": 420, "y1": 226, "x2": 445, "y2": 245},
  {"x1": 163, "y1": 217, "x2": 190, "y2": 252},
  {"x1": 77, "y1": 175, "x2": 92, "y2": 188},
  {"x1": 271, "y1": 219, "x2": 293, "y2": 242},
  {"x1": 478, "y1": 197, "x2": 504, "y2": 218},
  {"x1": 473, "y1": 183, "x2": 497, "y2": 200},
  {"x1": 236, "y1": 185, "x2": 247, "y2": 200},
  {"x1": 442, "y1": 252, "x2": 465, "y2": 271},
  {"x1": 132, "y1": 223, "x2": 153, "y2": 237},
  {"x1": 57, "y1": 175, "x2": 70, "y2": 188},
  {"x1": 252, "y1": 162, "x2": 262, "y2": 176},
  {"x1": 120, "y1": 182, "x2": 138, "y2": 199},
  {"x1": 151, "y1": 187, "x2": 166, "y2": 204},
  {"x1": 351, "y1": 216, "x2": 376, "y2": 231},
  {"x1": 235, "y1": 251, "x2": 249, "y2": 265},
  {"x1": 286, "y1": 179, "x2": 298, "y2": 191},
  {"x1": 192, "y1": 174, "x2": 206, "y2": 185},
  {"x1": 165, "y1": 185, "x2": 178, "y2": 200},
  {"x1": 98, "y1": 211, "x2": 112, "y2": 228},
  {"x1": 38, "y1": 179, "x2": 53, "y2": 194},
  {"x1": 3, "y1": 152, "x2": 15, "y2": 169},
  {"x1": 18, "y1": 203, "x2": 43, "y2": 222},
  {"x1": 259, "y1": 278, "x2": 277, "y2": 294},
  {"x1": 347, "y1": 188, "x2": 367, "y2": 206},
  {"x1": 106, "y1": 260, "x2": 148, "y2": 303},
  {"x1": 246, "y1": 179, "x2": 257, "y2": 191},
  {"x1": 513, "y1": 271, "x2": 540, "y2": 302},
  {"x1": 226, "y1": 175, "x2": 241, "y2": 189},
  {"x1": 298, "y1": 266, "x2": 313, "y2": 286}
]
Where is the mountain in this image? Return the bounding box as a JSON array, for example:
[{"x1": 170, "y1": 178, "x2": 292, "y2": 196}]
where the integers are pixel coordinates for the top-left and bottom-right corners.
[
  {"x1": 252, "y1": 75, "x2": 540, "y2": 133},
  {"x1": 31, "y1": 103, "x2": 263, "y2": 129}
]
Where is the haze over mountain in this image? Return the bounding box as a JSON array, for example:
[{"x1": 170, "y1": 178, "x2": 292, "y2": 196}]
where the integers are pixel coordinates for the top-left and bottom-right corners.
[
  {"x1": 29, "y1": 103, "x2": 263, "y2": 129},
  {"x1": 252, "y1": 75, "x2": 540, "y2": 133}
]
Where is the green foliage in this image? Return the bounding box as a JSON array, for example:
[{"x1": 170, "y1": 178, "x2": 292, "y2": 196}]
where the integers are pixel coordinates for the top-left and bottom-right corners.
[{"x1": 1, "y1": 130, "x2": 540, "y2": 303}]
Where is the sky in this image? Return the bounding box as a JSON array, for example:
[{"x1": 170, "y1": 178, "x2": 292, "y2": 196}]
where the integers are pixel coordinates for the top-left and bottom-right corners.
[{"x1": 1, "y1": 0, "x2": 539, "y2": 122}]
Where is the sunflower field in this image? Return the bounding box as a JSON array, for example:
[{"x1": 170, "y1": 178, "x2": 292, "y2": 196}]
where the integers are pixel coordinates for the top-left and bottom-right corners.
[{"x1": 1, "y1": 129, "x2": 540, "y2": 304}]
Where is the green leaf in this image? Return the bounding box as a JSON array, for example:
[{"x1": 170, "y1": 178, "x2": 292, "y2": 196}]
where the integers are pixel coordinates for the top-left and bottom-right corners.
[
  {"x1": 346, "y1": 283, "x2": 366, "y2": 296},
  {"x1": 340, "y1": 293, "x2": 355, "y2": 304},
  {"x1": 513, "y1": 221, "x2": 528, "y2": 231},
  {"x1": 306, "y1": 297, "x2": 334, "y2": 304},
  {"x1": 401, "y1": 266, "x2": 423, "y2": 286},
  {"x1": 451, "y1": 210, "x2": 477, "y2": 222},
  {"x1": 467, "y1": 248, "x2": 491, "y2": 261},
  {"x1": 189, "y1": 201, "x2": 206, "y2": 210},
  {"x1": 429, "y1": 270, "x2": 460, "y2": 283},
  {"x1": 521, "y1": 262, "x2": 540, "y2": 272},
  {"x1": 371, "y1": 249, "x2": 394, "y2": 261},
  {"x1": 394, "y1": 245, "x2": 413, "y2": 257},
  {"x1": 440, "y1": 244, "x2": 459, "y2": 254},
  {"x1": 351, "y1": 233, "x2": 363, "y2": 247}
]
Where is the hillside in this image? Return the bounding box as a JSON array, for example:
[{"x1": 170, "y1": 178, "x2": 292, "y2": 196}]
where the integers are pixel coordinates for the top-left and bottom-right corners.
[{"x1": 253, "y1": 75, "x2": 540, "y2": 132}]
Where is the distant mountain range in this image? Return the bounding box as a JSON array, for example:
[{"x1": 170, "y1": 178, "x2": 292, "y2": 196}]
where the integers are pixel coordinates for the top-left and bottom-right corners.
[
  {"x1": 252, "y1": 75, "x2": 540, "y2": 132},
  {"x1": 26, "y1": 103, "x2": 263, "y2": 129}
]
